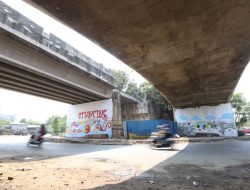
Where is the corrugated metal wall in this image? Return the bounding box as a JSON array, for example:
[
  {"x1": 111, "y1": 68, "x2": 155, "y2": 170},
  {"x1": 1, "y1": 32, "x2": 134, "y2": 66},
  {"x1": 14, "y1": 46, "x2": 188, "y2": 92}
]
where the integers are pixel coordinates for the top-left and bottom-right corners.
[{"x1": 125, "y1": 119, "x2": 177, "y2": 138}]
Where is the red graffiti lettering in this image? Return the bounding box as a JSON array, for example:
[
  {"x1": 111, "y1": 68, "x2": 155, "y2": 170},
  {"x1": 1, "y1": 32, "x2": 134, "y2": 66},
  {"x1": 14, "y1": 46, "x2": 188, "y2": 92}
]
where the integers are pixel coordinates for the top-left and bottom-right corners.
[{"x1": 78, "y1": 109, "x2": 108, "y2": 119}]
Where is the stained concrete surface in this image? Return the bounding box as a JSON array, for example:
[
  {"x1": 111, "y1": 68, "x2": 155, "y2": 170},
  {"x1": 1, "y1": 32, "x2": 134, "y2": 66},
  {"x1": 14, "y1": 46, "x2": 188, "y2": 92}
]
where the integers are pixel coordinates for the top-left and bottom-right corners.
[{"x1": 26, "y1": 0, "x2": 250, "y2": 107}]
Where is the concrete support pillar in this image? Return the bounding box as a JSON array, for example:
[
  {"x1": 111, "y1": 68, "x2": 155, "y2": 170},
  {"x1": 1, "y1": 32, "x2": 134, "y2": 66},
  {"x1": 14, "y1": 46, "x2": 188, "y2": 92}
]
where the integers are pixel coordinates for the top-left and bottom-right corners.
[
  {"x1": 112, "y1": 90, "x2": 123, "y2": 138},
  {"x1": 174, "y1": 103, "x2": 237, "y2": 137}
]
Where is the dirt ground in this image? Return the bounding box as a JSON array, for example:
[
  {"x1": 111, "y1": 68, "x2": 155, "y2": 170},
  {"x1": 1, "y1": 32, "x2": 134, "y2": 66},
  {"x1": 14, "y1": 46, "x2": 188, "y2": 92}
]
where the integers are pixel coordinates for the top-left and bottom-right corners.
[
  {"x1": 1, "y1": 137, "x2": 250, "y2": 190},
  {"x1": 1, "y1": 157, "x2": 250, "y2": 190}
]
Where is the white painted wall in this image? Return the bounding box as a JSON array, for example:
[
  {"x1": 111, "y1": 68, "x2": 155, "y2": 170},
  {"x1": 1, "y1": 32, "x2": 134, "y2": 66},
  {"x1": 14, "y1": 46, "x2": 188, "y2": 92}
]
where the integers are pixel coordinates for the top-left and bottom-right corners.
[
  {"x1": 174, "y1": 103, "x2": 237, "y2": 137},
  {"x1": 66, "y1": 99, "x2": 113, "y2": 138}
]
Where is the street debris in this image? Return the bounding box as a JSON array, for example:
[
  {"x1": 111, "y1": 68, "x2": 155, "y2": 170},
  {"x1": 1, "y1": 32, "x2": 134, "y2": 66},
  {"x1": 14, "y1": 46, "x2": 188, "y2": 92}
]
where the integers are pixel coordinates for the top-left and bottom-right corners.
[
  {"x1": 192, "y1": 181, "x2": 198, "y2": 186},
  {"x1": 148, "y1": 180, "x2": 154, "y2": 184},
  {"x1": 23, "y1": 157, "x2": 34, "y2": 160},
  {"x1": 240, "y1": 168, "x2": 250, "y2": 173},
  {"x1": 17, "y1": 168, "x2": 31, "y2": 171}
]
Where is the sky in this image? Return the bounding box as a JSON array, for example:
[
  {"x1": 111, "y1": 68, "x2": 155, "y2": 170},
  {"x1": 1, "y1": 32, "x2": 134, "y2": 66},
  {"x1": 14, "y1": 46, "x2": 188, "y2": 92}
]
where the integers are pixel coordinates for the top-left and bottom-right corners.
[{"x1": 0, "y1": 0, "x2": 250, "y2": 122}]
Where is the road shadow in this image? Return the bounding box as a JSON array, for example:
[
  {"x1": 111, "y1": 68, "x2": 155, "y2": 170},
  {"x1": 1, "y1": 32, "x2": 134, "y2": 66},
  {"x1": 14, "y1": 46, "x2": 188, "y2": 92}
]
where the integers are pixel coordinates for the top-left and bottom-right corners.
[{"x1": 86, "y1": 141, "x2": 250, "y2": 190}]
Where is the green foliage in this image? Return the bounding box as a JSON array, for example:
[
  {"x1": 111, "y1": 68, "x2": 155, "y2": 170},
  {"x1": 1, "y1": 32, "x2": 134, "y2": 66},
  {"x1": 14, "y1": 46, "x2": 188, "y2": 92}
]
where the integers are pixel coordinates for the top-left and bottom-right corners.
[
  {"x1": 113, "y1": 70, "x2": 173, "y2": 118},
  {"x1": 52, "y1": 117, "x2": 59, "y2": 134},
  {"x1": 232, "y1": 93, "x2": 247, "y2": 112},
  {"x1": 19, "y1": 118, "x2": 26, "y2": 124},
  {"x1": 112, "y1": 70, "x2": 167, "y2": 103},
  {"x1": 112, "y1": 70, "x2": 129, "y2": 91},
  {"x1": 126, "y1": 81, "x2": 140, "y2": 99},
  {"x1": 45, "y1": 115, "x2": 67, "y2": 134},
  {"x1": 126, "y1": 81, "x2": 168, "y2": 105},
  {"x1": 138, "y1": 82, "x2": 166, "y2": 104},
  {"x1": 245, "y1": 120, "x2": 250, "y2": 126},
  {"x1": 0, "y1": 119, "x2": 11, "y2": 127},
  {"x1": 19, "y1": 118, "x2": 40, "y2": 125},
  {"x1": 231, "y1": 93, "x2": 250, "y2": 127}
]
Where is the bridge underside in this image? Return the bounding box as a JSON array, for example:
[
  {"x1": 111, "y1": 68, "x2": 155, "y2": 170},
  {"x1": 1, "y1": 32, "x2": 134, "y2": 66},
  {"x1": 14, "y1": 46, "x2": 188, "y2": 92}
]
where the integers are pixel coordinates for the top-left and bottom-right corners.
[
  {"x1": 27, "y1": 0, "x2": 250, "y2": 108},
  {"x1": 0, "y1": 63, "x2": 101, "y2": 104},
  {"x1": 0, "y1": 27, "x2": 114, "y2": 104}
]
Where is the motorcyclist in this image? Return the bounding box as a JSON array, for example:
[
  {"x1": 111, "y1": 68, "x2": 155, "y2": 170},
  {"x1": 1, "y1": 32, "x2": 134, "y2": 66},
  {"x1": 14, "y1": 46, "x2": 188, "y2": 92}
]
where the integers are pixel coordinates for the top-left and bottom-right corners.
[
  {"x1": 153, "y1": 124, "x2": 172, "y2": 144},
  {"x1": 37, "y1": 124, "x2": 46, "y2": 141},
  {"x1": 30, "y1": 124, "x2": 46, "y2": 142}
]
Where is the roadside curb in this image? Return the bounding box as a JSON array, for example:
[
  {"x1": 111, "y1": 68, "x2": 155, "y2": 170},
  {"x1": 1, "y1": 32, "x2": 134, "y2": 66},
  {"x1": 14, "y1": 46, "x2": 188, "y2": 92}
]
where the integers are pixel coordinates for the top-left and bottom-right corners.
[
  {"x1": 44, "y1": 137, "x2": 135, "y2": 145},
  {"x1": 44, "y1": 135, "x2": 250, "y2": 145}
]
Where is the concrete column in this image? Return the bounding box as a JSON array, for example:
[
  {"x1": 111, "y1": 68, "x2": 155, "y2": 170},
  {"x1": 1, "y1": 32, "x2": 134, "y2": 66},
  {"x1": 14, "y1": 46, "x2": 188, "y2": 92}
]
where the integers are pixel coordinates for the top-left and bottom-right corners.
[
  {"x1": 112, "y1": 90, "x2": 123, "y2": 138},
  {"x1": 174, "y1": 103, "x2": 237, "y2": 137}
]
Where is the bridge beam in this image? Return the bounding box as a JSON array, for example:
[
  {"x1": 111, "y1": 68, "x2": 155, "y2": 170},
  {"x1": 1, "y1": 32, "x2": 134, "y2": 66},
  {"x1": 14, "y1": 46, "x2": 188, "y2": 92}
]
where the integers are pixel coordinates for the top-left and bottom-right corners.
[{"x1": 0, "y1": 27, "x2": 115, "y2": 104}]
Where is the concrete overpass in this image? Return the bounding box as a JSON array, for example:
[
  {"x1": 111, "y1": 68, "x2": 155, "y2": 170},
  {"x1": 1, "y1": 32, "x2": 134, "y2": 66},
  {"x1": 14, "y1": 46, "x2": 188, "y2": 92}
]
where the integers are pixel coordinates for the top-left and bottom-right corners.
[
  {"x1": 26, "y1": 0, "x2": 250, "y2": 108},
  {"x1": 0, "y1": 1, "x2": 115, "y2": 104}
]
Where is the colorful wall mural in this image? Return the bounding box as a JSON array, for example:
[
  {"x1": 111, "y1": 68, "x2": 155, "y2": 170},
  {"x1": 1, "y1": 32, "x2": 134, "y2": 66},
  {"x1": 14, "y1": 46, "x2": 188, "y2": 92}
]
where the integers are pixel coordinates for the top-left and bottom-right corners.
[
  {"x1": 174, "y1": 103, "x2": 237, "y2": 137},
  {"x1": 65, "y1": 99, "x2": 113, "y2": 138}
]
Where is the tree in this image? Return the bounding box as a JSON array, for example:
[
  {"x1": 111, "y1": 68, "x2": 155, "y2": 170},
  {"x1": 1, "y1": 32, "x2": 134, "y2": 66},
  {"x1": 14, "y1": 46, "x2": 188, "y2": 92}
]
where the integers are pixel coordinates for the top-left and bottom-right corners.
[
  {"x1": 126, "y1": 81, "x2": 140, "y2": 99},
  {"x1": 112, "y1": 70, "x2": 173, "y2": 117},
  {"x1": 46, "y1": 115, "x2": 67, "y2": 134},
  {"x1": 20, "y1": 118, "x2": 27, "y2": 123},
  {"x1": 51, "y1": 117, "x2": 60, "y2": 134},
  {"x1": 45, "y1": 115, "x2": 58, "y2": 126},
  {"x1": 138, "y1": 82, "x2": 166, "y2": 104},
  {"x1": 136, "y1": 82, "x2": 173, "y2": 119},
  {"x1": 112, "y1": 70, "x2": 129, "y2": 91},
  {"x1": 19, "y1": 118, "x2": 40, "y2": 125},
  {"x1": 232, "y1": 93, "x2": 247, "y2": 113},
  {"x1": 231, "y1": 93, "x2": 249, "y2": 127},
  {"x1": 0, "y1": 119, "x2": 11, "y2": 127},
  {"x1": 58, "y1": 115, "x2": 67, "y2": 133},
  {"x1": 242, "y1": 102, "x2": 250, "y2": 123}
]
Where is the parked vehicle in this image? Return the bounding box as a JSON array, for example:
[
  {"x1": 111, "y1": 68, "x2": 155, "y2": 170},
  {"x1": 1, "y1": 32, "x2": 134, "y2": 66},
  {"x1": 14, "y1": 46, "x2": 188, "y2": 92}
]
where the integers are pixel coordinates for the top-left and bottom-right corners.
[
  {"x1": 1, "y1": 123, "x2": 28, "y2": 135},
  {"x1": 242, "y1": 128, "x2": 250, "y2": 134},
  {"x1": 27, "y1": 125, "x2": 40, "y2": 134}
]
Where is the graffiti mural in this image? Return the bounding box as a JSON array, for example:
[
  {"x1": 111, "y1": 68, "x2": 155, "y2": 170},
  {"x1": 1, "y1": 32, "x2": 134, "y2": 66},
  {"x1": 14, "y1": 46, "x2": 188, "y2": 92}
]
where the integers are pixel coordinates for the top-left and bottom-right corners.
[
  {"x1": 174, "y1": 103, "x2": 237, "y2": 137},
  {"x1": 65, "y1": 99, "x2": 113, "y2": 138}
]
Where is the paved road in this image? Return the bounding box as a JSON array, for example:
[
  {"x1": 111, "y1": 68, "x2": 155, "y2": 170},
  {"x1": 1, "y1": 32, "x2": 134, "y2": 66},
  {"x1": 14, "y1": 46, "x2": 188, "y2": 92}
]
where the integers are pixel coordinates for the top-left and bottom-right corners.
[
  {"x1": 165, "y1": 140, "x2": 250, "y2": 168},
  {"x1": 0, "y1": 135, "x2": 131, "y2": 162},
  {"x1": 0, "y1": 135, "x2": 184, "y2": 175},
  {"x1": 1, "y1": 135, "x2": 250, "y2": 168},
  {"x1": 1, "y1": 136, "x2": 250, "y2": 190}
]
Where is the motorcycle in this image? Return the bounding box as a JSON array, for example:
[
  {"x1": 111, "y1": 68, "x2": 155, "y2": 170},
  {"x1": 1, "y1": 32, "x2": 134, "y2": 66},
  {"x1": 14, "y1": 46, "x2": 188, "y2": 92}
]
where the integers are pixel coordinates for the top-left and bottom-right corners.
[
  {"x1": 151, "y1": 124, "x2": 177, "y2": 148},
  {"x1": 27, "y1": 135, "x2": 43, "y2": 146},
  {"x1": 152, "y1": 134, "x2": 173, "y2": 148},
  {"x1": 27, "y1": 125, "x2": 46, "y2": 147}
]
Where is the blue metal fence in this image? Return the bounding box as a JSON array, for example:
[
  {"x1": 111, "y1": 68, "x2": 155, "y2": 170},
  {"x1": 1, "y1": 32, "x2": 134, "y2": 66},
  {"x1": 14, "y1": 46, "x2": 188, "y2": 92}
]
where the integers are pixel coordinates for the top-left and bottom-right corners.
[{"x1": 125, "y1": 119, "x2": 177, "y2": 138}]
